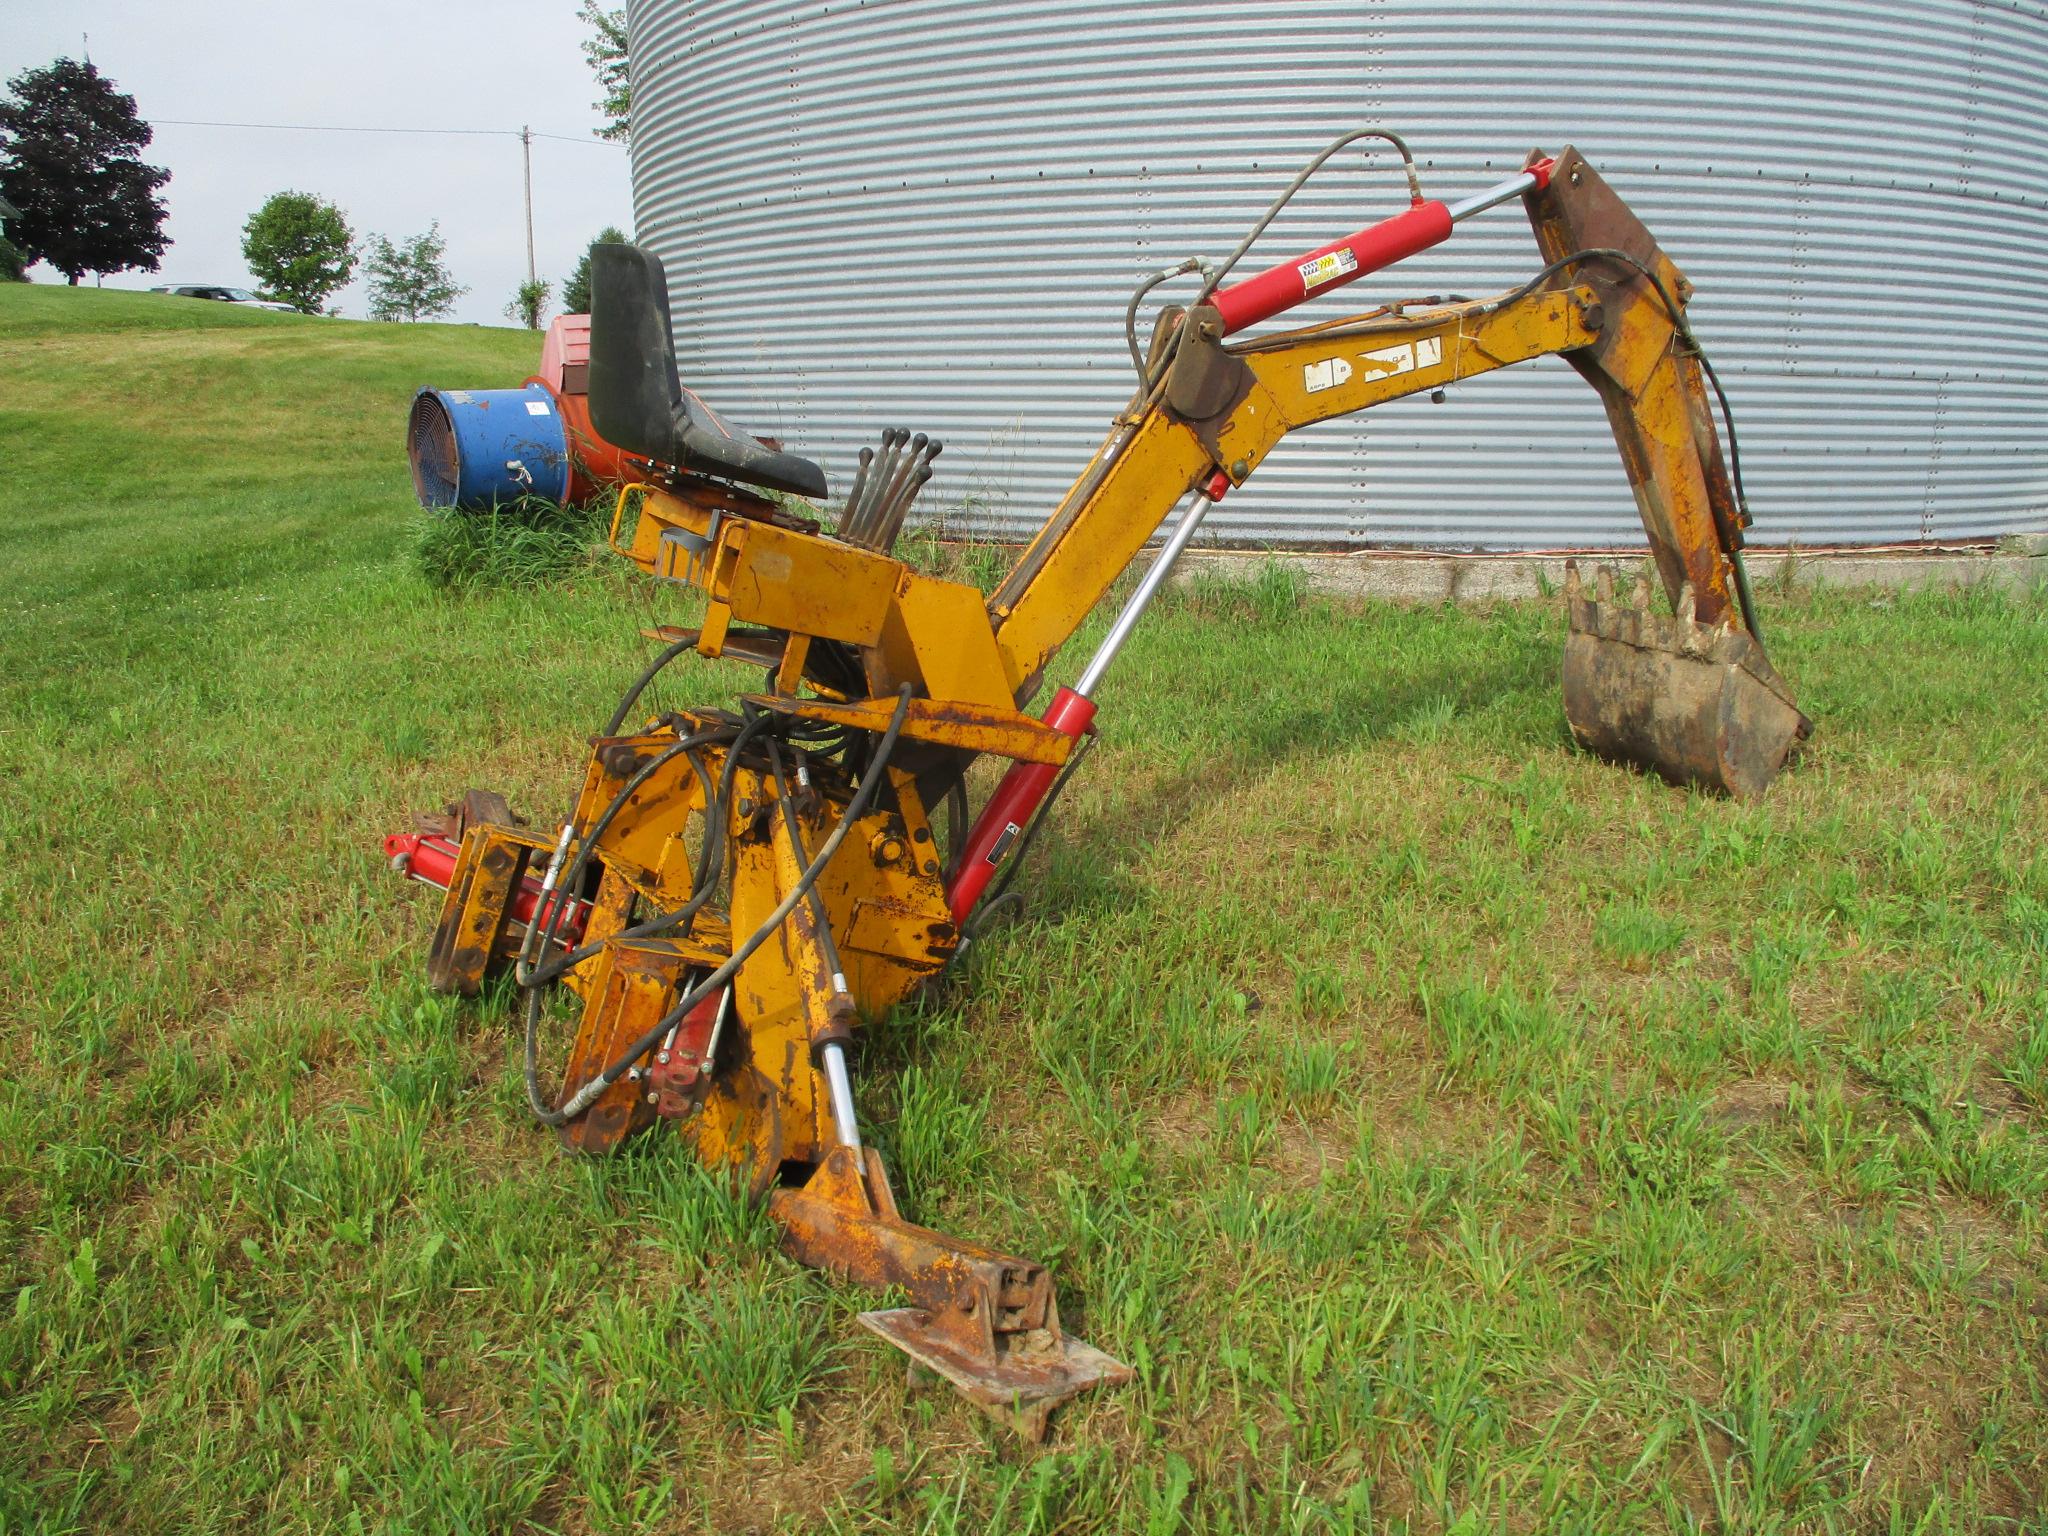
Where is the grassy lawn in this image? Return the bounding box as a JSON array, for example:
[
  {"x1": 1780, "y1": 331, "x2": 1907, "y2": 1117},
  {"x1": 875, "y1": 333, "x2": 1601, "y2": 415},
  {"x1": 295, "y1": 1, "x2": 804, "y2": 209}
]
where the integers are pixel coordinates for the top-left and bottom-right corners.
[{"x1": 3, "y1": 284, "x2": 2047, "y2": 1534}]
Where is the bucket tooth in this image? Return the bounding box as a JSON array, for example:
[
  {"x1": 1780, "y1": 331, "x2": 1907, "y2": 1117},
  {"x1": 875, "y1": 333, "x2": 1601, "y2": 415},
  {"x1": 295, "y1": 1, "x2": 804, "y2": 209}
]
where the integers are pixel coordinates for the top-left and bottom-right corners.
[{"x1": 1561, "y1": 566, "x2": 1811, "y2": 798}]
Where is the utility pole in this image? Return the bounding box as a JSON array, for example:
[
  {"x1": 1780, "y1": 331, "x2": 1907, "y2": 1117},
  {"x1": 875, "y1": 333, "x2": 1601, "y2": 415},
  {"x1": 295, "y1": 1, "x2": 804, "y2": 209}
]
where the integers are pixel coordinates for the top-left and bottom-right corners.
[{"x1": 520, "y1": 125, "x2": 536, "y2": 287}]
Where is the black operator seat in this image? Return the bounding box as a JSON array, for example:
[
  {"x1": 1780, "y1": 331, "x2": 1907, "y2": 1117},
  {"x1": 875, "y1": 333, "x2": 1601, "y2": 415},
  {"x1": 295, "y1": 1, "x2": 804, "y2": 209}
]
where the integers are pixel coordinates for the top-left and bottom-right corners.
[
  {"x1": 587, "y1": 242, "x2": 828, "y2": 501},
  {"x1": 673, "y1": 383, "x2": 828, "y2": 501}
]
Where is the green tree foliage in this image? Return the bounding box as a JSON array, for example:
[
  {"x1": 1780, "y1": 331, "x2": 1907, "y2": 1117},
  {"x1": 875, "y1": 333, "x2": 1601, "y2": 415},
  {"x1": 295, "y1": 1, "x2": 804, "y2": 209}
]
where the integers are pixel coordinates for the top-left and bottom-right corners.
[
  {"x1": 363, "y1": 224, "x2": 465, "y2": 322},
  {"x1": 580, "y1": 2, "x2": 630, "y2": 143},
  {"x1": 0, "y1": 59, "x2": 169, "y2": 284},
  {"x1": 241, "y1": 191, "x2": 356, "y2": 314},
  {"x1": 559, "y1": 224, "x2": 627, "y2": 315},
  {"x1": 0, "y1": 236, "x2": 27, "y2": 282},
  {"x1": 505, "y1": 276, "x2": 551, "y2": 330}
]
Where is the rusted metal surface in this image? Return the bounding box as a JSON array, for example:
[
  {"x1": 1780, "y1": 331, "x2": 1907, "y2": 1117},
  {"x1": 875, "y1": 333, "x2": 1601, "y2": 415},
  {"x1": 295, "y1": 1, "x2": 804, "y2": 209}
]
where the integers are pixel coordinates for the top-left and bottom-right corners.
[
  {"x1": 1524, "y1": 149, "x2": 1739, "y2": 627},
  {"x1": 1562, "y1": 563, "x2": 1811, "y2": 799},
  {"x1": 1161, "y1": 306, "x2": 1256, "y2": 444},
  {"x1": 770, "y1": 1147, "x2": 1133, "y2": 1440},
  {"x1": 426, "y1": 823, "x2": 543, "y2": 996},
  {"x1": 646, "y1": 984, "x2": 728, "y2": 1119},
  {"x1": 555, "y1": 938, "x2": 689, "y2": 1153},
  {"x1": 413, "y1": 788, "x2": 521, "y2": 845}
]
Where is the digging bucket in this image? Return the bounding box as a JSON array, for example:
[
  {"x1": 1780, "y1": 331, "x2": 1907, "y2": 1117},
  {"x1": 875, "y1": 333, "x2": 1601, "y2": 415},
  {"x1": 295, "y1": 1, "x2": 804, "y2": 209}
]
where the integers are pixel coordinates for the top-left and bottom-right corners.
[{"x1": 1561, "y1": 562, "x2": 1811, "y2": 799}]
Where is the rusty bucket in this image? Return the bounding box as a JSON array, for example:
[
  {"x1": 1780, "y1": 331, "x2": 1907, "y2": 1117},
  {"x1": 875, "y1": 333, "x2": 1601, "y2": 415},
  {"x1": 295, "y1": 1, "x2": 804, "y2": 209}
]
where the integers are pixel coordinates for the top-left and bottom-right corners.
[{"x1": 1562, "y1": 563, "x2": 1811, "y2": 799}]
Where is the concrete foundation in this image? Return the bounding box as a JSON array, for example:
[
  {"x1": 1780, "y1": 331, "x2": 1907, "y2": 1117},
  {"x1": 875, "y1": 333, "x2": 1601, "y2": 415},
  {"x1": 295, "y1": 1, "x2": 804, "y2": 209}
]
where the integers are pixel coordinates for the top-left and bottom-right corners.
[{"x1": 1167, "y1": 540, "x2": 2047, "y2": 603}]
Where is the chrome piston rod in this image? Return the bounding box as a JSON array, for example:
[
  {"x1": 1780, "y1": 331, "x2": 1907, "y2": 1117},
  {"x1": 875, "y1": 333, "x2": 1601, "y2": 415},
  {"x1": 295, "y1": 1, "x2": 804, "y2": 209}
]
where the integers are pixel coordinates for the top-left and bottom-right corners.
[{"x1": 1074, "y1": 488, "x2": 1216, "y2": 697}]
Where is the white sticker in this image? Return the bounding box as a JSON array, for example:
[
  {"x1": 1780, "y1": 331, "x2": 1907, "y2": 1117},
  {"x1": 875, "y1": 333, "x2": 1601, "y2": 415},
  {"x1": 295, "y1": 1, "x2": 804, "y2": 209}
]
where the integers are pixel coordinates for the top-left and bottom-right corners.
[
  {"x1": 1357, "y1": 335, "x2": 1445, "y2": 379},
  {"x1": 525, "y1": 400, "x2": 551, "y2": 416},
  {"x1": 1298, "y1": 247, "x2": 1359, "y2": 291},
  {"x1": 1302, "y1": 356, "x2": 1355, "y2": 395}
]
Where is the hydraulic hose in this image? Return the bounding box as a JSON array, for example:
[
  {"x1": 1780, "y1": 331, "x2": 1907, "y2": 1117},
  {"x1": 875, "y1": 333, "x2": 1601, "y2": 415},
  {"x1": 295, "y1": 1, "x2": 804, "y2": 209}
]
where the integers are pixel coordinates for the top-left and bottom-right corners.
[
  {"x1": 513, "y1": 730, "x2": 725, "y2": 986},
  {"x1": 521, "y1": 706, "x2": 787, "y2": 987},
  {"x1": 524, "y1": 685, "x2": 913, "y2": 1128},
  {"x1": 766, "y1": 737, "x2": 864, "y2": 1149},
  {"x1": 603, "y1": 633, "x2": 696, "y2": 737}
]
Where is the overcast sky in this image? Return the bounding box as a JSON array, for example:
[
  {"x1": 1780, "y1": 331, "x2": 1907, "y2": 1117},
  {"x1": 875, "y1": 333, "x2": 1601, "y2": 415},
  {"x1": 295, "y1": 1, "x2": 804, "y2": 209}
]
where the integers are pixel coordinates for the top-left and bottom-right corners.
[{"x1": 3, "y1": 0, "x2": 633, "y2": 325}]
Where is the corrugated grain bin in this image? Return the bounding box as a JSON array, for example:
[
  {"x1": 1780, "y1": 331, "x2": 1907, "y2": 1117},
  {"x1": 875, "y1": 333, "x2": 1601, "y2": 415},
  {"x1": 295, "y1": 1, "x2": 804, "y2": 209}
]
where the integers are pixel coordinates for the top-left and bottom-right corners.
[{"x1": 621, "y1": 0, "x2": 2048, "y2": 550}]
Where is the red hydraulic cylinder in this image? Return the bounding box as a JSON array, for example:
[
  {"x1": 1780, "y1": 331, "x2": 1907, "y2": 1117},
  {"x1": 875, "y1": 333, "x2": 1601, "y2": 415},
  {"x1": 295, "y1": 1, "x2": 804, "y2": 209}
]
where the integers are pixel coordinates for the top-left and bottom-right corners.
[
  {"x1": 945, "y1": 686, "x2": 1097, "y2": 923},
  {"x1": 383, "y1": 830, "x2": 591, "y2": 945},
  {"x1": 945, "y1": 471, "x2": 1230, "y2": 926},
  {"x1": 1209, "y1": 199, "x2": 1453, "y2": 335}
]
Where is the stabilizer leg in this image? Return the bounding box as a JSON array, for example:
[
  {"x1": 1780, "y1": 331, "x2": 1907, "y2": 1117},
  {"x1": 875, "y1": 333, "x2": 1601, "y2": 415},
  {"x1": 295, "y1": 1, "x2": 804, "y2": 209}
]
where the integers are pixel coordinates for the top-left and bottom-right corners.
[{"x1": 770, "y1": 1147, "x2": 1133, "y2": 1441}]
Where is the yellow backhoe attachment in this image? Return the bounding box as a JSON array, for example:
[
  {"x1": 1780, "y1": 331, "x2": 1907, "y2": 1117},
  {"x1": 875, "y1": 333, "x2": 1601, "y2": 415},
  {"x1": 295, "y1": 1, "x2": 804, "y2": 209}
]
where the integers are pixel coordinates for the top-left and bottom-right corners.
[{"x1": 387, "y1": 128, "x2": 1810, "y2": 1438}]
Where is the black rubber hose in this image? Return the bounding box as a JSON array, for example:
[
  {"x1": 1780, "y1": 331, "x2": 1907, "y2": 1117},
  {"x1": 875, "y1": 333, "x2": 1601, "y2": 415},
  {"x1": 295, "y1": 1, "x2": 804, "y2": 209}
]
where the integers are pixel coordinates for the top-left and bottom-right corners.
[
  {"x1": 520, "y1": 746, "x2": 720, "y2": 987},
  {"x1": 940, "y1": 773, "x2": 969, "y2": 885},
  {"x1": 766, "y1": 737, "x2": 853, "y2": 985},
  {"x1": 524, "y1": 702, "x2": 785, "y2": 987},
  {"x1": 604, "y1": 634, "x2": 696, "y2": 737},
  {"x1": 515, "y1": 727, "x2": 733, "y2": 985},
  {"x1": 525, "y1": 686, "x2": 913, "y2": 1127}
]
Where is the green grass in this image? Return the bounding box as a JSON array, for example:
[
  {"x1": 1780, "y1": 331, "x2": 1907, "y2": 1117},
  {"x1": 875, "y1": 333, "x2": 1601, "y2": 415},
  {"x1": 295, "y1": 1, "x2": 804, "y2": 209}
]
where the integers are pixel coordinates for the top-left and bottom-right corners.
[
  {"x1": 413, "y1": 497, "x2": 609, "y2": 593},
  {"x1": 4, "y1": 283, "x2": 2048, "y2": 1533}
]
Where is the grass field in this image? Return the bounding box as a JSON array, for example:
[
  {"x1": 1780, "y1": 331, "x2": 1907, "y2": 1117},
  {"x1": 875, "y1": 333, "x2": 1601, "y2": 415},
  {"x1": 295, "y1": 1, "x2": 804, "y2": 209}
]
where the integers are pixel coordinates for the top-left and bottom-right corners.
[{"x1": 3, "y1": 284, "x2": 2047, "y2": 1534}]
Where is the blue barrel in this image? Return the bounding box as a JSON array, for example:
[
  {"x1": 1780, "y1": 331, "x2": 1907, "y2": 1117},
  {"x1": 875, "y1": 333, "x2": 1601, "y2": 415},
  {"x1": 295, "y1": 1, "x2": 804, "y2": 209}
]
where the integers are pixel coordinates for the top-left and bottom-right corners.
[{"x1": 407, "y1": 383, "x2": 570, "y2": 508}]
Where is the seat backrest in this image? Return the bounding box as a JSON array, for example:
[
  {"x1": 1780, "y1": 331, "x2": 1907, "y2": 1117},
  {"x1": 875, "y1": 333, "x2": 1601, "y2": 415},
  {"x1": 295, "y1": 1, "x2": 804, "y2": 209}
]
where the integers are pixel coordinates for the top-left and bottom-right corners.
[{"x1": 588, "y1": 244, "x2": 827, "y2": 500}]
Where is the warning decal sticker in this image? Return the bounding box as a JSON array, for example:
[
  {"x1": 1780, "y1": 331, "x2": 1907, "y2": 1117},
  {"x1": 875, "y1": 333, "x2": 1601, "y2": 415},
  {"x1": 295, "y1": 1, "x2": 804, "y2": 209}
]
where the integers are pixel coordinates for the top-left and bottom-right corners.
[{"x1": 1297, "y1": 247, "x2": 1359, "y2": 291}]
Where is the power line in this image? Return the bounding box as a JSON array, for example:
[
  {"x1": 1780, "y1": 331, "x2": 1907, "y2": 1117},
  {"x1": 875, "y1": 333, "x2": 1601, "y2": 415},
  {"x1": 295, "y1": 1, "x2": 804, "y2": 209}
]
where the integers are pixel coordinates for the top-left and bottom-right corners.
[{"x1": 154, "y1": 117, "x2": 622, "y2": 148}]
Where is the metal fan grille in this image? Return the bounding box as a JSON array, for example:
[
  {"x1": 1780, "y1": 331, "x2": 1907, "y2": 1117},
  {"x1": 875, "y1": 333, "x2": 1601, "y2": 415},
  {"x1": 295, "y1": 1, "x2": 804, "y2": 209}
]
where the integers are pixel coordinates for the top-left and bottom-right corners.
[{"x1": 407, "y1": 392, "x2": 460, "y2": 507}]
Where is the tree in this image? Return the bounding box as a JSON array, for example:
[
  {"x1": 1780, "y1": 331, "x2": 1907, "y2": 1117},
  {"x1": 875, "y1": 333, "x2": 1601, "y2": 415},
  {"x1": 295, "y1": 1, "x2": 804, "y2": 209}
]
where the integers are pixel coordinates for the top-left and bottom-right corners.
[
  {"x1": 580, "y1": 2, "x2": 630, "y2": 144},
  {"x1": 505, "y1": 276, "x2": 551, "y2": 329},
  {"x1": 364, "y1": 224, "x2": 464, "y2": 322},
  {"x1": 0, "y1": 237, "x2": 26, "y2": 282},
  {"x1": 0, "y1": 59, "x2": 169, "y2": 284},
  {"x1": 559, "y1": 224, "x2": 626, "y2": 315},
  {"x1": 241, "y1": 191, "x2": 355, "y2": 314}
]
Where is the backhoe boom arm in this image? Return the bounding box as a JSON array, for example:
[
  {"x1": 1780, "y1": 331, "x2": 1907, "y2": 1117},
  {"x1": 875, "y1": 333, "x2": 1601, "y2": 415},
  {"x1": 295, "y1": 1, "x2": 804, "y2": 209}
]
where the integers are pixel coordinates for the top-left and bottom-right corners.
[{"x1": 991, "y1": 147, "x2": 1754, "y2": 694}]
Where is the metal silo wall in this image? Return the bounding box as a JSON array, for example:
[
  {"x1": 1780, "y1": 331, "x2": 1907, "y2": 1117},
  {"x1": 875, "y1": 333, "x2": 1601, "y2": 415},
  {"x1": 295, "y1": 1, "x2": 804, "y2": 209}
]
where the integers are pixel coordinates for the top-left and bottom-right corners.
[{"x1": 623, "y1": 0, "x2": 2048, "y2": 548}]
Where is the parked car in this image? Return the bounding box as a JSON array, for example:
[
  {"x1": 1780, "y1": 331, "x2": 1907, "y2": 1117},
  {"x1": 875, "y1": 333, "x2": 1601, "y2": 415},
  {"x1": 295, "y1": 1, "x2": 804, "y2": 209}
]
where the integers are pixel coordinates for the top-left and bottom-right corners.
[{"x1": 151, "y1": 284, "x2": 296, "y2": 312}]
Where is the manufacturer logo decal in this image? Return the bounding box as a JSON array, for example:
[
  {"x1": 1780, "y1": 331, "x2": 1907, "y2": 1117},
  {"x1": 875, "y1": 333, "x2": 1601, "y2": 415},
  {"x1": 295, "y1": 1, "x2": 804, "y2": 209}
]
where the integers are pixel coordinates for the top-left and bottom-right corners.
[
  {"x1": 1304, "y1": 337, "x2": 1447, "y2": 396},
  {"x1": 1303, "y1": 357, "x2": 1354, "y2": 394},
  {"x1": 1359, "y1": 337, "x2": 1445, "y2": 378}
]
